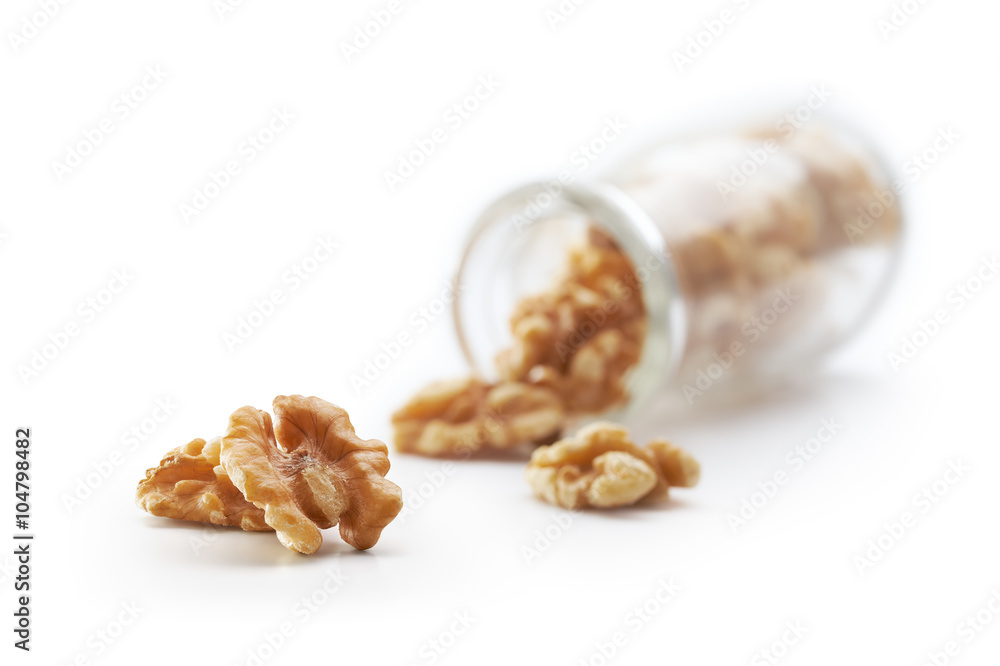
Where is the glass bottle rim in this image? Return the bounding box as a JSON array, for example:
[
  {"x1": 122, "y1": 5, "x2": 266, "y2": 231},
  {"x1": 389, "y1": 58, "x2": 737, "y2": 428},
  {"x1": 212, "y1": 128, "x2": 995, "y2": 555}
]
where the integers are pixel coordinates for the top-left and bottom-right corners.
[{"x1": 452, "y1": 180, "x2": 688, "y2": 419}]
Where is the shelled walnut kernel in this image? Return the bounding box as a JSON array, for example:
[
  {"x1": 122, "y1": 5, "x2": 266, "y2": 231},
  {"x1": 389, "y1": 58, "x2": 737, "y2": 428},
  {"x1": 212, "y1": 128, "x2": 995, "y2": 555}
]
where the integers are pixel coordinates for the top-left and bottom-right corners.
[
  {"x1": 136, "y1": 436, "x2": 268, "y2": 531},
  {"x1": 525, "y1": 422, "x2": 700, "y2": 510},
  {"x1": 392, "y1": 377, "x2": 565, "y2": 456},
  {"x1": 495, "y1": 227, "x2": 647, "y2": 413},
  {"x1": 136, "y1": 395, "x2": 402, "y2": 554}
]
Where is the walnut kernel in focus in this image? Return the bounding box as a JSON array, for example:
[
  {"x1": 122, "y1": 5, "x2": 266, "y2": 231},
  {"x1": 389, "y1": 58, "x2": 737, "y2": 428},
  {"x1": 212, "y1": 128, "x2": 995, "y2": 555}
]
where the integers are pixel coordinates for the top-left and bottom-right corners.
[
  {"x1": 221, "y1": 395, "x2": 403, "y2": 553},
  {"x1": 136, "y1": 436, "x2": 268, "y2": 531},
  {"x1": 136, "y1": 396, "x2": 402, "y2": 555}
]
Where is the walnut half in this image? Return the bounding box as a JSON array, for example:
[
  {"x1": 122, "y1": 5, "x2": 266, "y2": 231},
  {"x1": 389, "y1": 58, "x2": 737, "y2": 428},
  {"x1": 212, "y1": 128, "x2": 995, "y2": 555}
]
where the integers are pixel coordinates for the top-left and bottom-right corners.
[
  {"x1": 136, "y1": 396, "x2": 403, "y2": 555},
  {"x1": 391, "y1": 376, "x2": 565, "y2": 457},
  {"x1": 136, "y1": 436, "x2": 269, "y2": 531},
  {"x1": 221, "y1": 395, "x2": 403, "y2": 554},
  {"x1": 525, "y1": 422, "x2": 700, "y2": 510}
]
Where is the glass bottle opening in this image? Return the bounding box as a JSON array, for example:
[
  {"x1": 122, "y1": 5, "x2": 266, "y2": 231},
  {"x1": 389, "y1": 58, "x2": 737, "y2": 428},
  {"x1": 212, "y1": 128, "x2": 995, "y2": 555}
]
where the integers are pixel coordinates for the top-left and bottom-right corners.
[{"x1": 453, "y1": 181, "x2": 687, "y2": 419}]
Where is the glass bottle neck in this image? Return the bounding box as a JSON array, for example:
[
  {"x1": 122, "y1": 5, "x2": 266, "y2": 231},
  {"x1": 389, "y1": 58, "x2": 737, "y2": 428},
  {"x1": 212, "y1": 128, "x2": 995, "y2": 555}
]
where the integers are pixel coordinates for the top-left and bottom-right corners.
[{"x1": 453, "y1": 180, "x2": 686, "y2": 418}]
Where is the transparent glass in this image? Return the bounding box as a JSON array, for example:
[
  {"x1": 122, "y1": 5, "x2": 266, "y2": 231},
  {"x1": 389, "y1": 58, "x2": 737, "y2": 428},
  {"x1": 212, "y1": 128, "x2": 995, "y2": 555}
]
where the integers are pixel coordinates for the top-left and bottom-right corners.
[{"x1": 453, "y1": 115, "x2": 903, "y2": 416}]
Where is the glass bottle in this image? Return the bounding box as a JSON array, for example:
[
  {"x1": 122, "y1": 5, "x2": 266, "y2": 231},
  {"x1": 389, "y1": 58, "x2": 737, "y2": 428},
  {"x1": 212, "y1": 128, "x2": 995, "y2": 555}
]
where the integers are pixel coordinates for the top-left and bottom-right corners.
[{"x1": 453, "y1": 115, "x2": 903, "y2": 415}]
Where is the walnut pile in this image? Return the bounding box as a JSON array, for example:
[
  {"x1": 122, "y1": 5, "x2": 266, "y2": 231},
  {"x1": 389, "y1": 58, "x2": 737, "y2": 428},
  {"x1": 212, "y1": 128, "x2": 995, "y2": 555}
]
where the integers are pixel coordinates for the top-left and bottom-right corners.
[
  {"x1": 525, "y1": 422, "x2": 700, "y2": 510},
  {"x1": 393, "y1": 228, "x2": 647, "y2": 457},
  {"x1": 495, "y1": 227, "x2": 647, "y2": 413},
  {"x1": 136, "y1": 395, "x2": 402, "y2": 554}
]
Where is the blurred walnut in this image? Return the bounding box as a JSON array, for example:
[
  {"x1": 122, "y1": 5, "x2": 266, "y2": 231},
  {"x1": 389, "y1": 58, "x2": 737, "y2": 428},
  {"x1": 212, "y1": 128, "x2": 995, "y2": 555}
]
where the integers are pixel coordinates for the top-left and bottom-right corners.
[
  {"x1": 671, "y1": 229, "x2": 745, "y2": 296},
  {"x1": 222, "y1": 395, "x2": 403, "y2": 554},
  {"x1": 525, "y1": 422, "x2": 700, "y2": 510},
  {"x1": 496, "y1": 228, "x2": 647, "y2": 415},
  {"x1": 564, "y1": 322, "x2": 645, "y2": 413},
  {"x1": 136, "y1": 436, "x2": 268, "y2": 531},
  {"x1": 392, "y1": 376, "x2": 564, "y2": 457},
  {"x1": 646, "y1": 438, "x2": 701, "y2": 488},
  {"x1": 781, "y1": 125, "x2": 901, "y2": 248}
]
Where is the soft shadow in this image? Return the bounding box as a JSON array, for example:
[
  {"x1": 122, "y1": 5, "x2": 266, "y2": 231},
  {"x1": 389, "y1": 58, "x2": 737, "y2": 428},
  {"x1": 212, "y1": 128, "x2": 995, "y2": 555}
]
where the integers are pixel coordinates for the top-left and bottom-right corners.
[
  {"x1": 568, "y1": 496, "x2": 699, "y2": 521},
  {"x1": 397, "y1": 445, "x2": 535, "y2": 464},
  {"x1": 138, "y1": 516, "x2": 366, "y2": 566},
  {"x1": 460, "y1": 447, "x2": 535, "y2": 464},
  {"x1": 141, "y1": 516, "x2": 239, "y2": 531},
  {"x1": 627, "y1": 368, "x2": 882, "y2": 438}
]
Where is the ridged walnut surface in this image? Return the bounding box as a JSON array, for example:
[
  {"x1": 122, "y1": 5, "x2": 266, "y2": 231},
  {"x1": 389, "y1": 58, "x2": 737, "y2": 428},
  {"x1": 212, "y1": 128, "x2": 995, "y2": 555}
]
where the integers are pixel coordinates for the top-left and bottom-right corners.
[
  {"x1": 137, "y1": 396, "x2": 402, "y2": 555},
  {"x1": 525, "y1": 422, "x2": 700, "y2": 510},
  {"x1": 136, "y1": 436, "x2": 268, "y2": 531},
  {"x1": 222, "y1": 395, "x2": 403, "y2": 554}
]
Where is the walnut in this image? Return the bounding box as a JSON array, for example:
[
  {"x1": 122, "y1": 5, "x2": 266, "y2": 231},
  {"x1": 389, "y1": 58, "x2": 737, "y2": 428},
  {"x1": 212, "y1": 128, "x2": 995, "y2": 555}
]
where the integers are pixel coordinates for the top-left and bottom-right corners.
[
  {"x1": 392, "y1": 376, "x2": 565, "y2": 456},
  {"x1": 525, "y1": 422, "x2": 700, "y2": 509},
  {"x1": 222, "y1": 395, "x2": 403, "y2": 553},
  {"x1": 494, "y1": 314, "x2": 556, "y2": 381},
  {"x1": 564, "y1": 322, "x2": 645, "y2": 412},
  {"x1": 136, "y1": 395, "x2": 402, "y2": 554},
  {"x1": 646, "y1": 438, "x2": 701, "y2": 488},
  {"x1": 781, "y1": 124, "x2": 901, "y2": 248},
  {"x1": 496, "y1": 230, "x2": 646, "y2": 394},
  {"x1": 136, "y1": 436, "x2": 269, "y2": 531},
  {"x1": 672, "y1": 229, "x2": 746, "y2": 295}
]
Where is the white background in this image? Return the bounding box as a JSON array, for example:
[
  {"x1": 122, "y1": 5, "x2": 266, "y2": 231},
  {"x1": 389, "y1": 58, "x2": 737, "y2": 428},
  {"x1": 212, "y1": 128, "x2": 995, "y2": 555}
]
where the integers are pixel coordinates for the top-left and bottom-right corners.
[{"x1": 2, "y1": 0, "x2": 1000, "y2": 664}]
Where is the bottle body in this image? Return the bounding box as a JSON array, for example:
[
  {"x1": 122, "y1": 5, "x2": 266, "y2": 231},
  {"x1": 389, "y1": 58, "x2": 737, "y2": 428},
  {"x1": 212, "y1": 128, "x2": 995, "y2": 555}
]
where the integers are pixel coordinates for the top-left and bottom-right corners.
[{"x1": 454, "y1": 117, "x2": 902, "y2": 414}]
